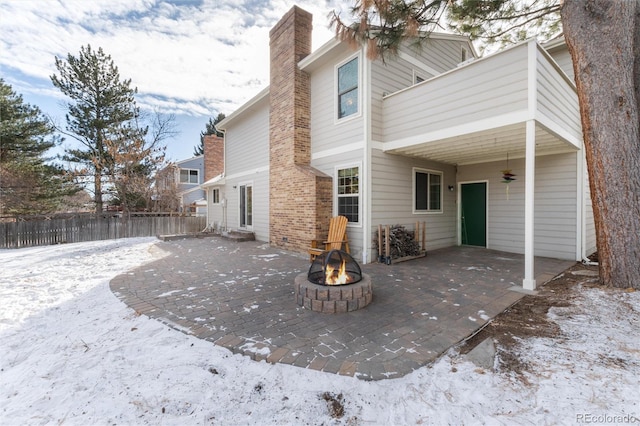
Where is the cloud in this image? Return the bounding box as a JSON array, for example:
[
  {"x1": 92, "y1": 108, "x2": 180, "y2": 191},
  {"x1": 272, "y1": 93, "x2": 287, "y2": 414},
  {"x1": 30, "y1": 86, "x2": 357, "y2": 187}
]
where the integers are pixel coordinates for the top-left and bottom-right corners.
[{"x1": 0, "y1": 0, "x2": 352, "y2": 118}]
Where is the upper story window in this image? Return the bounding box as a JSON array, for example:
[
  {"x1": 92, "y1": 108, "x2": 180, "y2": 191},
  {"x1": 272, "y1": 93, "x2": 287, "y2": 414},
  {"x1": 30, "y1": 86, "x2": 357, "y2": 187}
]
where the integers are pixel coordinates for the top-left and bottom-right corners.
[
  {"x1": 180, "y1": 169, "x2": 199, "y2": 184},
  {"x1": 413, "y1": 70, "x2": 428, "y2": 85},
  {"x1": 414, "y1": 168, "x2": 443, "y2": 213},
  {"x1": 461, "y1": 46, "x2": 468, "y2": 63},
  {"x1": 337, "y1": 57, "x2": 359, "y2": 119}
]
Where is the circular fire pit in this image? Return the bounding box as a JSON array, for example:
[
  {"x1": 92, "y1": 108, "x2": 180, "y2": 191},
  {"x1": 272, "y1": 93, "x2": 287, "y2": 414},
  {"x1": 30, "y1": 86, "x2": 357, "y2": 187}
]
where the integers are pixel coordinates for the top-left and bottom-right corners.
[{"x1": 294, "y1": 273, "x2": 372, "y2": 313}]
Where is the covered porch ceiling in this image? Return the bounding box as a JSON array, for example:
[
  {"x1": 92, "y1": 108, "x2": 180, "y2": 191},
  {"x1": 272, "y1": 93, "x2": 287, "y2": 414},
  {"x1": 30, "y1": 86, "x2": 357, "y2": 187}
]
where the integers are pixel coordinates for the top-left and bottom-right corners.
[{"x1": 384, "y1": 121, "x2": 580, "y2": 166}]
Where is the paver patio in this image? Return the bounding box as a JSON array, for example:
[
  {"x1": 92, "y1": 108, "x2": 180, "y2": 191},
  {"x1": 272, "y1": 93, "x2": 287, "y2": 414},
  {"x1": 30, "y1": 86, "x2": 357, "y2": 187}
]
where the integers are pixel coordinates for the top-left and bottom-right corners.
[{"x1": 110, "y1": 237, "x2": 574, "y2": 380}]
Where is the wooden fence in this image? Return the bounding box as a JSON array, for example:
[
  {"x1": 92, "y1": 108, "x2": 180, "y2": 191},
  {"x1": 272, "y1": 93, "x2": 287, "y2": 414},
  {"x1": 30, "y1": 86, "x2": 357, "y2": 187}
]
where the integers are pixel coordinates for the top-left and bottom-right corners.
[{"x1": 0, "y1": 213, "x2": 208, "y2": 249}]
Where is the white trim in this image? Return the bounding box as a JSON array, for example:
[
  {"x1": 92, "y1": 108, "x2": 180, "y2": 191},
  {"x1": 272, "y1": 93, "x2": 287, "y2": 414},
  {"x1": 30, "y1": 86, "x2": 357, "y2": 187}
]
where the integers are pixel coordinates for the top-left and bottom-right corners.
[
  {"x1": 461, "y1": 45, "x2": 468, "y2": 63},
  {"x1": 412, "y1": 167, "x2": 444, "y2": 215},
  {"x1": 457, "y1": 180, "x2": 489, "y2": 247},
  {"x1": 383, "y1": 110, "x2": 529, "y2": 151},
  {"x1": 298, "y1": 38, "x2": 342, "y2": 70},
  {"x1": 311, "y1": 141, "x2": 364, "y2": 160},
  {"x1": 238, "y1": 181, "x2": 253, "y2": 230},
  {"x1": 334, "y1": 162, "x2": 363, "y2": 227},
  {"x1": 398, "y1": 51, "x2": 440, "y2": 77},
  {"x1": 412, "y1": 69, "x2": 430, "y2": 85},
  {"x1": 178, "y1": 186, "x2": 205, "y2": 196},
  {"x1": 225, "y1": 166, "x2": 269, "y2": 181},
  {"x1": 578, "y1": 149, "x2": 586, "y2": 261},
  {"x1": 211, "y1": 188, "x2": 221, "y2": 205},
  {"x1": 179, "y1": 168, "x2": 200, "y2": 185},
  {"x1": 523, "y1": 119, "x2": 537, "y2": 290},
  {"x1": 201, "y1": 173, "x2": 225, "y2": 187},
  {"x1": 362, "y1": 44, "x2": 372, "y2": 264},
  {"x1": 175, "y1": 155, "x2": 203, "y2": 165},
  {"x1": 536, "y1": 112, "x2": 582, "y2": 150},
  {"x1": 527, "y1": 40, "x2": 538, "y2": 120},
  {"x1": 334, "y1": 52, "x2": 362, "y2": 124},
  {"x1": 216, "y1": 87, "x2": 269, "y2": 130}
]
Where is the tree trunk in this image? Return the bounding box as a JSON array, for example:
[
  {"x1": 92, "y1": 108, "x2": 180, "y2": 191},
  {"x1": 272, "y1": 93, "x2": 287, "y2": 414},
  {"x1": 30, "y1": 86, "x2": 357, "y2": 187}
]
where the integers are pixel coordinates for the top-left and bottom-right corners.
[
  {"x1": 94, "y1": 166, "x2": 103, "y2": 213},
  {"x1": 562, "y1": 0, "x2": 640, "y2": 289}
]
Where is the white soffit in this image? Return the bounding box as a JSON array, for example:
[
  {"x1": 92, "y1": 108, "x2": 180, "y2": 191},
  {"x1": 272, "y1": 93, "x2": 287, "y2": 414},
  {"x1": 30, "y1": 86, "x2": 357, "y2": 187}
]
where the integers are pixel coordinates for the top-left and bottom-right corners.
[{"x1": 384, "y1": 123, "x2": 579, "y2": 165}]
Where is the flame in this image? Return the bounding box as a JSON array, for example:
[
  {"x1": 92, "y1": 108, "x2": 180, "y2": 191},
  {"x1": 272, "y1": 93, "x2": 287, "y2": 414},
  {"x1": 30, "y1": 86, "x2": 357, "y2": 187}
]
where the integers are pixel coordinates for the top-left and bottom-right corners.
[{"x1": 325, "y1": 259, "x2": 352, "y2": 285}]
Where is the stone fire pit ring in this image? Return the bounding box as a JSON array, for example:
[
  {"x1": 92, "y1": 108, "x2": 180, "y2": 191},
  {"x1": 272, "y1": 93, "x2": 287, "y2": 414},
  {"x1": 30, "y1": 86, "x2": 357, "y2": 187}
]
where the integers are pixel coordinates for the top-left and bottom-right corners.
[{"x1": 294, "y1": 272, "x2": 372, "y2": 313}]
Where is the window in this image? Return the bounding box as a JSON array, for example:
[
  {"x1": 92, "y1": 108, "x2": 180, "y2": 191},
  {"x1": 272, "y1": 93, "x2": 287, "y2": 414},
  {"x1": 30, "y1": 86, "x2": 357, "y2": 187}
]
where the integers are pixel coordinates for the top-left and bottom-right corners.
[
  {"x1": 461, "y1": 46, "x2": 468, "y2": 63},
  {"x1": 414, "y1": 168, "x2": 442, "y2": 213},
  {"x1": 337, "y1": 166, "x2": 359, "y2": 223},
  {"x1": 337, "y1": 57, "x2": 359, "y2": 119},
  {"x1": 211, "y1": 188, "x2": 220, "y2": 204},
  {"x1": 180, "y1": 169, "x2": 199, "y2": 184},
  {"x1": 413, "y1": 70, "x2": 427, "y2": 85}
]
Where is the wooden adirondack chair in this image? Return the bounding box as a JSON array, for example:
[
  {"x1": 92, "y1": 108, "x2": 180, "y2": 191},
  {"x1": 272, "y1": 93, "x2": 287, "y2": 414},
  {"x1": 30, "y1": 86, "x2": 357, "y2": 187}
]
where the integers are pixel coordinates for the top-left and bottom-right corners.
[{"x1": 308, "y1": 215, "x2": 350, "y2": 262}]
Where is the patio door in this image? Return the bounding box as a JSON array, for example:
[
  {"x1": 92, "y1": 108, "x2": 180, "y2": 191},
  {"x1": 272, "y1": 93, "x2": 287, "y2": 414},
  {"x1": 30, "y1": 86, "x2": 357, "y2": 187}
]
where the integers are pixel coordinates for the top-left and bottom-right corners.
[
  {"x1": 239, "y1": 184, "x2": 252, "y2": 228},
  {"x1": 461, "y1": 182, "x2": 487, "y2": 247}
]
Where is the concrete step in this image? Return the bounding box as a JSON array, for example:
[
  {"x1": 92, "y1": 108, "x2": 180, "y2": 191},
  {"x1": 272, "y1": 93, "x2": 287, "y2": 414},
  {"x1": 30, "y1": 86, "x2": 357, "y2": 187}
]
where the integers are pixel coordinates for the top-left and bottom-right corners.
[{"x1": 222, "y1": 230, "x2": 256, "y2": 242}]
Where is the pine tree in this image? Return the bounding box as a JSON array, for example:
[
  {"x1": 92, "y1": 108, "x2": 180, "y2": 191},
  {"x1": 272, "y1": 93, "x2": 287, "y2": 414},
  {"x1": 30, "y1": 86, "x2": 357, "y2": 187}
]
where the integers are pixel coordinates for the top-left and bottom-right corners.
[
  {"x1": 51, "y1": 45, "x2": 140, "y2": 213},
  {"x1": 194, "y1": 112, "x2": 225, "y2": 156},
  {"x1": 0, "y1": 79, "x2": 78, "y2": 215}
]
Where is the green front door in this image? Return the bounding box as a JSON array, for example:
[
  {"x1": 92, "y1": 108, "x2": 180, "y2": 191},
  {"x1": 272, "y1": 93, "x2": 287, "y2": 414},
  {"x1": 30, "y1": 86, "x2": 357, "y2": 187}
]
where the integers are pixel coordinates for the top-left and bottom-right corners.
[{"x1": 461, "y1": 182, "x2": 487, "y2": 247}]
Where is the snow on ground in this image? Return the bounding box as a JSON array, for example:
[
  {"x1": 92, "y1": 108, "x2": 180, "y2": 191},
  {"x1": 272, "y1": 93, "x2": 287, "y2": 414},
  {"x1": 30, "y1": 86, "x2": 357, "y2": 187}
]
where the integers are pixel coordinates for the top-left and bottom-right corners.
[{"x1": 1, "y1": 238, "x2": 638, "y2": 425}]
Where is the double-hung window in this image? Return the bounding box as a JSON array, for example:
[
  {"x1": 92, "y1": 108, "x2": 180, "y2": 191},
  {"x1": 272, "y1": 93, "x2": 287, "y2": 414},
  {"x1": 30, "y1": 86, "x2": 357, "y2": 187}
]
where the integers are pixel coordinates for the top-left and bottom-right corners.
[
  {"x1": 180, "y1": 169, "x2": 199, "y2": 184},
  {"x1": 337, "y1": 57, "x2": 359, "y2": 119},
  {"x1": 211, "y1": 188, "x2": 220, "y2": 204},
  {"x1": 414, "y1": 168, "x2": 442, "y2": 213},
  {"x1": 337, "y1": 166, "x2": 359, "y2": 223}
]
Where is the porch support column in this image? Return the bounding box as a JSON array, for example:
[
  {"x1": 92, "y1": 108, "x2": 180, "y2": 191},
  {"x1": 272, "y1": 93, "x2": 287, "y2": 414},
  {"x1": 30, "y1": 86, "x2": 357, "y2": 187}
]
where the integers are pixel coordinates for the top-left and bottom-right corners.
[{"x1": 523, "y1": 119, "x2": 536, "y2": 290}]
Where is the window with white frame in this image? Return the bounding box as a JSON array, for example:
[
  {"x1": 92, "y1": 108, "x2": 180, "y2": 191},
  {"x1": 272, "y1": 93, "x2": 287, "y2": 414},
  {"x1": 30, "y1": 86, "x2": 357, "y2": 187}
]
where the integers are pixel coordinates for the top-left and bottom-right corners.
[
  {"x1": 211, "y1": 188, "x2": 220, "y2": 204},
  {"x1": 337, "y1": 166, "x2": 359, "y2": 223},
  {"x1": 413, "y1": 70, "x2": 427, "y2": 85},
  {"x1": 461, "y1": 46, "x2": 468, "y2": 63},
  {"x1": 180, "y1": 168, "x2": 199, "y2": 184},
  {"x1": 337, "y1": 57, "x2": 359, "y2": 119},
  {"x1": 414, "y1": 168, "x2": 442, "y2": 213}
]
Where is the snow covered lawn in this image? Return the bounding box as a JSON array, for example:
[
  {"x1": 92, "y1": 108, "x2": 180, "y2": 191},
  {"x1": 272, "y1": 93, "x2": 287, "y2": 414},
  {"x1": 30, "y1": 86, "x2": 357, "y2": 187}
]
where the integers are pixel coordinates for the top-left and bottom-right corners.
[{"x1": 1, "y1": 238, "x2": 638, "y2": 425}]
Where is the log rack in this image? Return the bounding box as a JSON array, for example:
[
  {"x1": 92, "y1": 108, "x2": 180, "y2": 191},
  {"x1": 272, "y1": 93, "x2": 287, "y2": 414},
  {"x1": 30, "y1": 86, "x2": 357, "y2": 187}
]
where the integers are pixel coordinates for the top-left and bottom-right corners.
[{"x1": 377, "y1": 222, "x2": 427, "y2": 265}]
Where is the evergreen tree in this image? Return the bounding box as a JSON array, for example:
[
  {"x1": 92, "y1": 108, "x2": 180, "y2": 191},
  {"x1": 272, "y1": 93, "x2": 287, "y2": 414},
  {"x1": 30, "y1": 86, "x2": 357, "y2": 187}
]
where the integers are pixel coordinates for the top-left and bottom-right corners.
[
  {"x1": 194, "y1": 112, "x2": 225, "y2": 156},
  {"x1": 0, "y1": 79, "x2": 78, "y2": 215},
  {"x1": 332, "y1": 0, "x2": 640, "y2": 289},
  {"x1": 51, "y1": 45, "x2": 141, "y2": 213}
]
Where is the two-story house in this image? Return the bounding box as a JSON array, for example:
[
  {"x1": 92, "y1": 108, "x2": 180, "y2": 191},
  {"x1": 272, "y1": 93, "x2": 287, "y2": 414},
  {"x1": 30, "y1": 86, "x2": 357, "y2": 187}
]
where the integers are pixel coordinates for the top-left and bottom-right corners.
[
  {"x1": 156, "y1": 155, "x2": 207, "y2": 215},
  {"x1": 203, "y1": 6, "x2": 593, "y2": 291}
]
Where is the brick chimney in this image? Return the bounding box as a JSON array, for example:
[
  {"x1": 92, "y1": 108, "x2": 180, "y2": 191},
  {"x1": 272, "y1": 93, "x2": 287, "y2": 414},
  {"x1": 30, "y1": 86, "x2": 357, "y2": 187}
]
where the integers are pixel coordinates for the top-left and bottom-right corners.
[
  {"x1": 203, "y1": 134, "x2": 224, "y2": 181},
  {"x1": 269, "y1": 6, "x2": 332, "y2": 252}
]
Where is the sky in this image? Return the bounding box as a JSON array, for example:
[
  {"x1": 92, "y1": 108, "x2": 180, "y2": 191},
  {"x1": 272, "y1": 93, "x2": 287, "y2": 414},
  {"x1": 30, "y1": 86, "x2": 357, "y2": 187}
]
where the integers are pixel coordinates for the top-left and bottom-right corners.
[
  {"x1": 0, "y1": 0, "x2": 352, "y2": 162},
  {"x1": 1, "y1": 236, "x2": 638, "y2": 424}
]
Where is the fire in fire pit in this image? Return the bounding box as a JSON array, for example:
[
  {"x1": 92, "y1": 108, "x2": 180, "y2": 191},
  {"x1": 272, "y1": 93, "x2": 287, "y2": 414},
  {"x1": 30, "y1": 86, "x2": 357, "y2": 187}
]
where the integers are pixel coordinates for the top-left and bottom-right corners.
[{"x1": 308, "y1": 250, "x2": 362, "y2": 286}]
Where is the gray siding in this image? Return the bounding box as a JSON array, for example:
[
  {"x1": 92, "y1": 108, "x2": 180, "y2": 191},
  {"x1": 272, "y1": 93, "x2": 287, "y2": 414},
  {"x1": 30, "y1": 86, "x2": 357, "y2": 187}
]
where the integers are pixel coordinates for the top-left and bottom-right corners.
[
  {"x1": 583, "y1": 162, "x2": 597, "y2": 256},
  {"x1": 310, "y1": 50, "x2": 364, "y2": 155},
  {"x1": 223, "y1": 96, "x2": 270, "y2": 242},
  {"x1": 206, "y1": 187, "x2": 225, "y2": 231},
  {"x1": 547, "y1": 47, "x2": 575, "y2": 81},
  {"x1": 536, "y1": 47, "x2": 581, "y2": 142},
  {"x1": 382, "y1": 43, "x2": 529, "y2": 142},
  {"x1": 370, "y1": 148, "x2": 457, "y2": 258},
  {"x1": 457, "y1": 152, "x2": 578, "y2": 260},
  {"x1": 311, "y1": 148, "x2": 365, "y2": 261}
]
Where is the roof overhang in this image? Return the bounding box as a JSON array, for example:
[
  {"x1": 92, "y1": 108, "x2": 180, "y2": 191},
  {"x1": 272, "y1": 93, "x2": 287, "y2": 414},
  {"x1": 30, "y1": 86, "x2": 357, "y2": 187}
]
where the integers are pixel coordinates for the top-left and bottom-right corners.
[{"x1": 201, "y1": 173, "x2": 225, "y2": 188}]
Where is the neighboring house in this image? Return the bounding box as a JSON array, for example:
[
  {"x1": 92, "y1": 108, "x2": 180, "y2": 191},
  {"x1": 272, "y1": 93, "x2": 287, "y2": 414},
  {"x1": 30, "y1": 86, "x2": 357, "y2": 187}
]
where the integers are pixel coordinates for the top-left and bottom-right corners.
[
  {"x1": 203, "y1": 6, "x2": 594, "y2": 290},
  {"x1": 158, "y1": 155, "x2": 207, "y2": 215}
]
